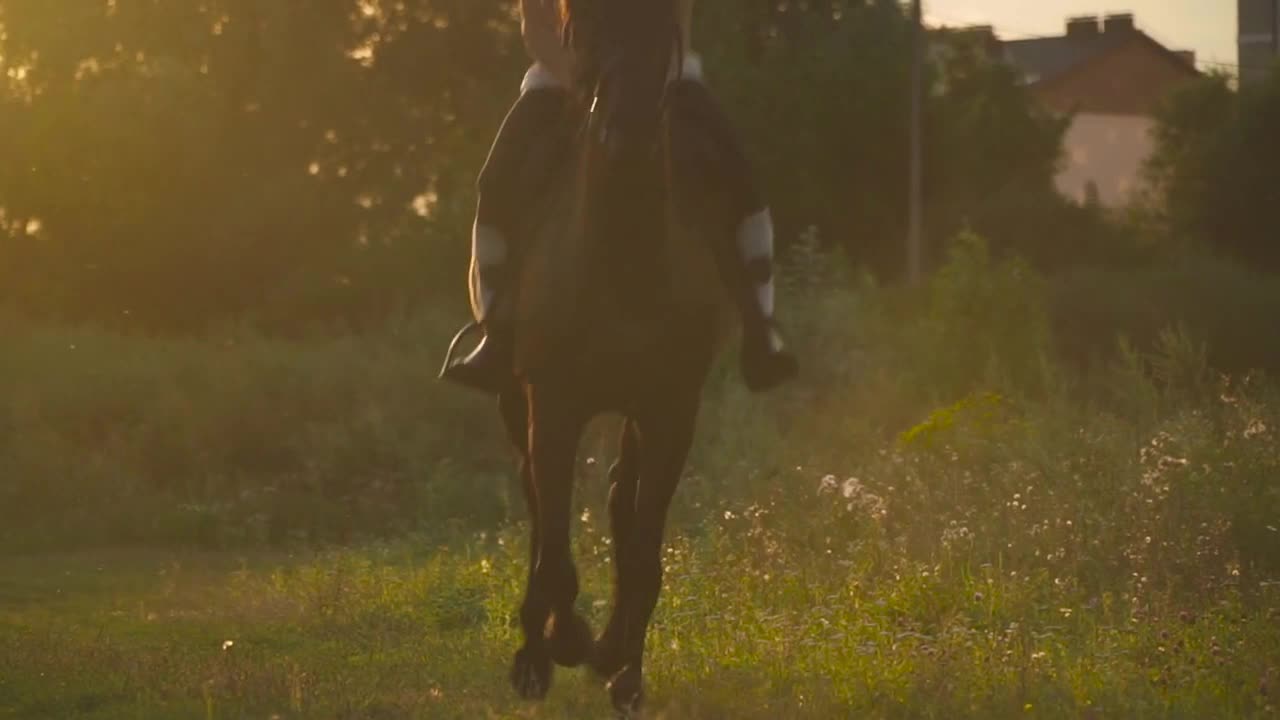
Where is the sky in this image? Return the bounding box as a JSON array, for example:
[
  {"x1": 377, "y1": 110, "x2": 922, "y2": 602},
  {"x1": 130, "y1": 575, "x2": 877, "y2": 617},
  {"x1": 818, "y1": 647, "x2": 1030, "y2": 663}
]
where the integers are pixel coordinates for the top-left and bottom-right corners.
[{"x1": 925, "y1": 0, "x2": 1239, "y2": 74}]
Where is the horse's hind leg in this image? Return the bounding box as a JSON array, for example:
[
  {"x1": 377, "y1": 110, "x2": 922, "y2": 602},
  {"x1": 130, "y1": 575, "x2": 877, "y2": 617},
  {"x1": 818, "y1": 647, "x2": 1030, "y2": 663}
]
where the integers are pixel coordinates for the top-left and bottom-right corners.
[
  {"x1": 606, "y1": 403, "x2": 699, "y2": 713},
  {"x1": 510, "y1": 391, "x2": 593, "y2": 699},
  {"x1": 591, "y1": 419, "x2": 640, "y2": 679}
]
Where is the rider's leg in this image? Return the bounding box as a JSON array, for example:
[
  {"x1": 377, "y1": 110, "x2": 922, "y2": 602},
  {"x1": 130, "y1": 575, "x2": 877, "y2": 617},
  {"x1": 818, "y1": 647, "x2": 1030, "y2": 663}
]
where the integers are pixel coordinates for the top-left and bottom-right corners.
[
  {"x1": 443, "y1": 64, "x2": 569, "y2": 394},
  {"x1": 667, "y1": 59, "x2": 797, "y2": 392}
]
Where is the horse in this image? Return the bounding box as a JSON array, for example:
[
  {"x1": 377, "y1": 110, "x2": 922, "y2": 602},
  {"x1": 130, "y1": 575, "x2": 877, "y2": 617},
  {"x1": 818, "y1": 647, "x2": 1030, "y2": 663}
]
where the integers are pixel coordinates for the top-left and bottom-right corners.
[{"x1": 490, "y1": 0, "x2": 739, "y2": 712}]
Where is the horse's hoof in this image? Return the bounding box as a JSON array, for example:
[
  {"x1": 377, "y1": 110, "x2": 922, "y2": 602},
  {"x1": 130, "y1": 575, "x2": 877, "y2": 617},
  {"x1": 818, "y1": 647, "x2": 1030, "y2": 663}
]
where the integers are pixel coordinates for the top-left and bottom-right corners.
[
  {"x1": 607, "y1": 664, "x2": 644, "y2": 715},
  {"x1": 547, "y1": 611, "x2": 594, "y2": 668},
  {"x1": 510, "y1": 645, "x2": 553, "y2": 700}
]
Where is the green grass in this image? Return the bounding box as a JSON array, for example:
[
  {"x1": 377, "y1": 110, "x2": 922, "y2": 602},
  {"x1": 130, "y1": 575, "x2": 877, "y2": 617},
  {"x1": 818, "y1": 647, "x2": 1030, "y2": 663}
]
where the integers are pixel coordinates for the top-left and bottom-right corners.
[
  {"x1": 3, "y1": 240, "x2": 1279, "y2": 717},
  {"x1": 2, "y1": 532, "x2": 1276, "y2": 719}
]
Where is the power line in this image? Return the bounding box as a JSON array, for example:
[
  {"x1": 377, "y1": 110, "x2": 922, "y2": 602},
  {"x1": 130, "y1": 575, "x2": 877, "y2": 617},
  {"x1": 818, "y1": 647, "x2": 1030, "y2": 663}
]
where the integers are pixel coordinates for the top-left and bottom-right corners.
[
  {"x1": 1198, "y1": 58, "x2": 1277, "y2": 71},
  {"x1": 907, "y1": 0, "x2": 924, "y2": 285}
]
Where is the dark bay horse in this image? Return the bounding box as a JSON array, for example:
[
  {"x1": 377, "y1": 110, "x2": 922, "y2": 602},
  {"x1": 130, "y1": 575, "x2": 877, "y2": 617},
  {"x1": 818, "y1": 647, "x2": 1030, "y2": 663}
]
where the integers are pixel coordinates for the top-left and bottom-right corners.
[{"x1": 494, "y1": 0, "x2": 737, "y2": 712}]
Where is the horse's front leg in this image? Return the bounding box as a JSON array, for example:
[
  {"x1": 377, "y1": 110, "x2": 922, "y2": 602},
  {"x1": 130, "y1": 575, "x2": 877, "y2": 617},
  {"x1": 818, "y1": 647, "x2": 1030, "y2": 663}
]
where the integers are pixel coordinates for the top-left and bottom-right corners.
[
  {"x1": 606, "y1": 401, "x2": 699, "y2": 714},
  {"x1": 500, "y1": 391, "x2": 550, "y2": 699},
  {"x1": 591, "y1": 419, "x2": 640, "y2": 680},
  {"x1": 499, "y1": 390, "x2": 539, "y2": 604},
  {"x1": 509, "y1": 390, "x2": 593, "y2": 700}
]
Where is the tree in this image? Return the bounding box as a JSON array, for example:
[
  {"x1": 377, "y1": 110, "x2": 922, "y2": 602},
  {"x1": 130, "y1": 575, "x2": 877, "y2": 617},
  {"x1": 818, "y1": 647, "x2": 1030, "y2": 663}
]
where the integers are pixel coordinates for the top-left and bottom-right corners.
[
  {"x1": 697, "y1": 0, "x2": 1070, "y2": 278},
  {"x1": 1144, "y1": 67, "x2": 1280, "y2": 270},
  {"x1": 0, "y1": 1, "x2": 524, "y2": 331},
  {"x1": 0, "y1": 0, "x2": 1090, "y2": 330}
]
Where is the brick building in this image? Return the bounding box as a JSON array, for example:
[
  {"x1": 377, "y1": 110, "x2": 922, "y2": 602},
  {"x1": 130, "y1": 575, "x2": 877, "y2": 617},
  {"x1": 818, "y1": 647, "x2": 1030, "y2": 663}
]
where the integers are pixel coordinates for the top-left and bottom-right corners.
[{"x1": 942, "y1": 14, "x2": 1200, "y2": 207}]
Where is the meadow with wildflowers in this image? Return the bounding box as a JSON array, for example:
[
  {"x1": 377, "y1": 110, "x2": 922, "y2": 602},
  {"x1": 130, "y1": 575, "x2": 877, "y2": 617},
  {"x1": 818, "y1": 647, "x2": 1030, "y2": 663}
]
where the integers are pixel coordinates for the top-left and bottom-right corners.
[{"x1": 2, "y1": 237, "x2": 1278, "y2": 718}]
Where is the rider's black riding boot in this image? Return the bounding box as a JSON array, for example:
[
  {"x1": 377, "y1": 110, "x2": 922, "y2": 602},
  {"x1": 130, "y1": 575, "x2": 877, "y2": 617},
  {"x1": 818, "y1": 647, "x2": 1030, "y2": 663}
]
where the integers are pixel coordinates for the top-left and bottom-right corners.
[
  {"x1": 441, "y1": 78, "x2": 568, "y2": 394},
  {"x1": 439, "y1": 227, "x2": 514, "y2": 395},
  {"x1": 441, "y1": 323, "x2": 513, "y2": 394}
]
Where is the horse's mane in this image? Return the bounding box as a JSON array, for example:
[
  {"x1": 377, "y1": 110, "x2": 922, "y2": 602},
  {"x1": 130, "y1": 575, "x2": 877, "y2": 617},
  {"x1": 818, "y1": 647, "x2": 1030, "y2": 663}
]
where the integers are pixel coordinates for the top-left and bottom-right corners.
[{"x1": 557, "y1": 0, "x2": 682, "y2": 99}]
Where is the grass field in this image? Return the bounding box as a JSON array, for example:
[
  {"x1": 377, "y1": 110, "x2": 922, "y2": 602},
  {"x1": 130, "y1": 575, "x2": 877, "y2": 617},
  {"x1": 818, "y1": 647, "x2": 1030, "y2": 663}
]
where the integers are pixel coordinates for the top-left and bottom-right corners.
[
  {"x1": 3, "y1": 242, "x2": 1278, "y2": 718},
  {"x1": 2, "y1": 529, "x2": 1277, "y2": 719}
]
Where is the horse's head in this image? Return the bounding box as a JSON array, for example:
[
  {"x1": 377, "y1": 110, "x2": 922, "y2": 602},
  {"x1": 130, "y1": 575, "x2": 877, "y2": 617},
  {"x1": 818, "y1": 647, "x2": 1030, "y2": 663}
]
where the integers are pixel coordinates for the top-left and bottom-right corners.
[{"x1": 560, "y1": 0, "x2": 683, "y2": 164}]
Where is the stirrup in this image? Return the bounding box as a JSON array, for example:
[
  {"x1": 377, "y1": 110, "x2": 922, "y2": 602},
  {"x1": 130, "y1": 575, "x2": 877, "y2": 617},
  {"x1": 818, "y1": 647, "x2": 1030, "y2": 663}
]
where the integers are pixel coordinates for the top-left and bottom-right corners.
[
  {"x1": 439, "y1": 322, "x2": 515, "y2": 395},
  {"x1": 439, "y1": 321, "x2": 482, "y2": 379}
]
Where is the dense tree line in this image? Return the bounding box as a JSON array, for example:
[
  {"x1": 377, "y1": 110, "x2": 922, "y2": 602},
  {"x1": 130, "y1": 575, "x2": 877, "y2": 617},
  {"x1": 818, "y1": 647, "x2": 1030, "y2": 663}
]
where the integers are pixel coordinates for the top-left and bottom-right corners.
[
  {"x1": 0, "y1": 0, "x2": 1102, "y2": 333},
  {"x1": 0, "y1": 0, "x2": 524, "y2": 331},
  {"x1": 1142, "y1": 66, "x2": 1280, "y2": 271}
]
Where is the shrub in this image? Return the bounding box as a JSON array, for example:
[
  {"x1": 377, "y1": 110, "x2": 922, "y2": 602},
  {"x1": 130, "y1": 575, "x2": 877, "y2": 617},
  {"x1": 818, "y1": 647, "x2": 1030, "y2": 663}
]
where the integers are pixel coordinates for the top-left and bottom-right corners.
[{"x1": 1049, "y1": 253, "x2": 1280, "y2": 373}]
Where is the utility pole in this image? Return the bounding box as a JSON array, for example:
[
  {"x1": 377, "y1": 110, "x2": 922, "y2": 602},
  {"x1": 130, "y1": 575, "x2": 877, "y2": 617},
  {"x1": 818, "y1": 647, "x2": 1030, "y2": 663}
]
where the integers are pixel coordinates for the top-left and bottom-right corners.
[{"x1": 907, "y1": 0, "x2": 924, "y2": 285}]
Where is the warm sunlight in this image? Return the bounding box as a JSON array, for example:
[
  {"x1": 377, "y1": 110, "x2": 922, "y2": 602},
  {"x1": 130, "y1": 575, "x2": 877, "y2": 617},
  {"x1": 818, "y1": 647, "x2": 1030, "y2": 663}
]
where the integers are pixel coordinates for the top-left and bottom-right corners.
[{"x1": 1, "y1": 2, "x2": 1277, "y2": 718}]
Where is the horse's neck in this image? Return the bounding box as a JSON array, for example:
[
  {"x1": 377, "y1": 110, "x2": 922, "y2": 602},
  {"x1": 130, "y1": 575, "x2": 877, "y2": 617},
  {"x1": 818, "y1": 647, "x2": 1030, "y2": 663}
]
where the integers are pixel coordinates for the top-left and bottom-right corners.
[
  {"x1": 512, "y1": 134, "x2": 726, "y2": 375},
  {"x1": 586, "y1": 158, "x2": 672, "y2": 291}
]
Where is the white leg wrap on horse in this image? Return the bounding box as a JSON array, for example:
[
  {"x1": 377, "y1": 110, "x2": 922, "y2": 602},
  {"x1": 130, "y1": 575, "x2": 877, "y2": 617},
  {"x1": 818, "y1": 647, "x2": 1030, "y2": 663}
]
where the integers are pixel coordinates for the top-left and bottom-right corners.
[
  {"x1": 521, "y1": 62, "x2": 565, "y2": 95},
  {"x1": 737, "y1": 208, "x2": 776, "y2": 317},
  {"x1": 469, "y1": 223, "x2": 507, "y2": 322}
]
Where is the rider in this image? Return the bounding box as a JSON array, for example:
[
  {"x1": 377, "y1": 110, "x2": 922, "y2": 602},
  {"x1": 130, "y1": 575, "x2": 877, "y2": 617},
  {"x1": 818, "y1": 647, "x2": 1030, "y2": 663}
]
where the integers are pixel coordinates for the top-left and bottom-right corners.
[{"x1": 442, "y1": 0, "x2": 797, "y2": 393}]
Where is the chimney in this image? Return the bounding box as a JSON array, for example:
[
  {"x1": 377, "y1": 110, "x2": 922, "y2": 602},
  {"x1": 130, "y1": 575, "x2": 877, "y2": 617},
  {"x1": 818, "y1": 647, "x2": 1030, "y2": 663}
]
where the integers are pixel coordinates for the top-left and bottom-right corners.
[
  {"x1": 1174, "y1": 50, "x2": 1197, "y2": 66},
  {"x1": 1104, "y1": 13, "x2": 1136, "y2": 35},
  {"x1": 1066, "y1": 15, "x2": 1100, "y2": 38}
]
